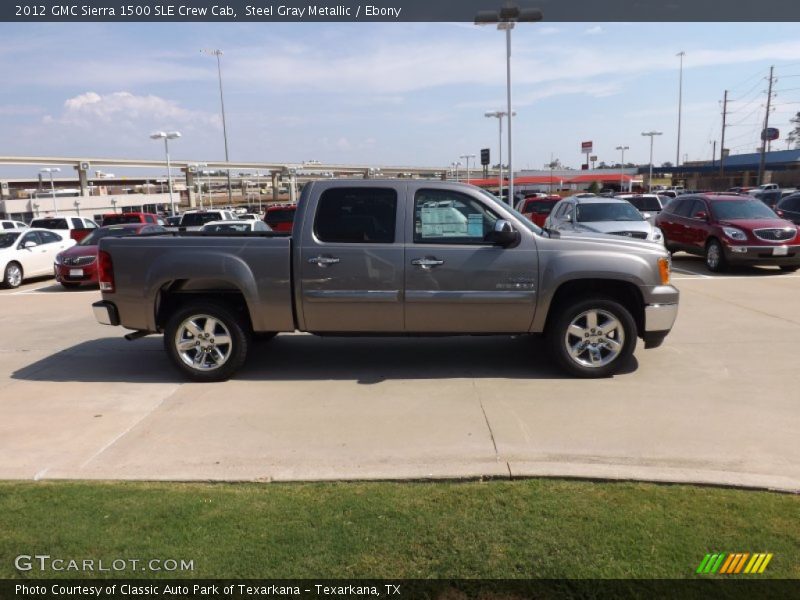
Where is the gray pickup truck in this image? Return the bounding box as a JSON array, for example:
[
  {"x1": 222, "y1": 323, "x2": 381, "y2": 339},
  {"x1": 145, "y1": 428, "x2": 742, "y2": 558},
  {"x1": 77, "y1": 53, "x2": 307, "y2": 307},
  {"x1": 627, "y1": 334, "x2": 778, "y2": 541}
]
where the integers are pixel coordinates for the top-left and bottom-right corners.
[{"x1": 93, "y1": 180, "x2": 679, "y2": 381}]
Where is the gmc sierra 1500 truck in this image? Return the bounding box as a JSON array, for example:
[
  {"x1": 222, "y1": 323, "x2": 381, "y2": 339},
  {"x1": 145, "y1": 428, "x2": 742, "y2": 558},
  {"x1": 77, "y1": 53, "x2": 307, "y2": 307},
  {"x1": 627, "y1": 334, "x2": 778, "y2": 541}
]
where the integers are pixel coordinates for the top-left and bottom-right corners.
[{"x1": 92, "y1": 180, "x2": 679, "y2": 381}]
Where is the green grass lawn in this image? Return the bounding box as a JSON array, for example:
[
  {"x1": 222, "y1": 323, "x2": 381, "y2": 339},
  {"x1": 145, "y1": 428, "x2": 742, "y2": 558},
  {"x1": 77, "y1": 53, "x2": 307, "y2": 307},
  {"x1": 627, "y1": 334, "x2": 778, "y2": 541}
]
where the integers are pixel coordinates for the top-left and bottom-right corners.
[{"x1": 1, "y1": 479, "x2": 798, "y2": 579}]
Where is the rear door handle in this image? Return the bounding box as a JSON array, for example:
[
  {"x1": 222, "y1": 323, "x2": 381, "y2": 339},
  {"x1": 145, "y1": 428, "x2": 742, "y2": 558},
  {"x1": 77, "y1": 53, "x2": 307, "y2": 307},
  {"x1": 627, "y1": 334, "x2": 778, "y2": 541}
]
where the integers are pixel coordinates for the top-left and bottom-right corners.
[
  {"x1": 411, "y1": 257, "x2": 445, "y2": 269},
  {"x1": 308, "y1": 256, "x2": 340, "y2": 267}
]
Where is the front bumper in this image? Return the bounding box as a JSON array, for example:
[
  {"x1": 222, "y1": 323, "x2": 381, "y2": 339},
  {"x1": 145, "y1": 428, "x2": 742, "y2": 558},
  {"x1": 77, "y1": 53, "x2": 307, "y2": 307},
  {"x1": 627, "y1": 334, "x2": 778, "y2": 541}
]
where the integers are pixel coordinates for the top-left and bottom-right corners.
[
  {"x1": 644, "y1": 302, "x2": 679, "y2": 332},
  {"x1": 723, "y1": 243, "x2": 800, "y2": 264},
  {"x1": 92, "y1": 300, "x2": 119, "y2": 326},
  {"x1": 55, "y1": 262, "x2": 98, "y2": 283}
]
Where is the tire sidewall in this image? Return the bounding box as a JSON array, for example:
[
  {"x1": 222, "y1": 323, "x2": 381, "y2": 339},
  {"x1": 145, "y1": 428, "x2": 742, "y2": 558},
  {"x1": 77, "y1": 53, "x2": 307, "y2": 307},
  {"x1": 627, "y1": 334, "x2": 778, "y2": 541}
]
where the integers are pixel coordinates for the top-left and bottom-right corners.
[
  {"x1": 547, "y1": 297, "x2": 637, "y2": 378},
  {"x1": 705, "y1": 239, "x2": 726, "y2": 272},
  {"x1": 163, "y1": 302, "x2": 249, "y2": 382},
  {"x1": 3, "y1": 262, "x2": 22, "y2": 289}
]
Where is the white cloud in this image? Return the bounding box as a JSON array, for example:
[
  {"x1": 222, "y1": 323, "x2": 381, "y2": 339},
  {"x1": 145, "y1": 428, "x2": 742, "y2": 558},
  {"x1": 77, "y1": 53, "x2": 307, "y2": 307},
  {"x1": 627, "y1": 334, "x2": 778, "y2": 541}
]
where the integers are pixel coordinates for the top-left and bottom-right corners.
[
  {"x1": 584, "y1": 26, "x2": 604, "y2": 35},
  {"x1": 46, "y1": 91, "x2": 218, "y2": 129}
]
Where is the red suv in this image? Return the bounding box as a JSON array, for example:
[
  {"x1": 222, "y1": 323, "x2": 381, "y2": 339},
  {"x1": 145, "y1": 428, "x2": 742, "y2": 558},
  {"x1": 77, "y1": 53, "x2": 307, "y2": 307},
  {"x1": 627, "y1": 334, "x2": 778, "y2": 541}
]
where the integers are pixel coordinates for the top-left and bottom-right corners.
[
  {"x1": 264, "y1": 204, "x2": 296, "y2": 232},
  {"x1": 655, "y1": 193, "x2": 800, "y2": 272},
  {"x1": 101, "y1": 212, "x2": 164, "y2": 226},
  {"x1": 518, "y1": 196, "x2": 560, "y2": 227}
]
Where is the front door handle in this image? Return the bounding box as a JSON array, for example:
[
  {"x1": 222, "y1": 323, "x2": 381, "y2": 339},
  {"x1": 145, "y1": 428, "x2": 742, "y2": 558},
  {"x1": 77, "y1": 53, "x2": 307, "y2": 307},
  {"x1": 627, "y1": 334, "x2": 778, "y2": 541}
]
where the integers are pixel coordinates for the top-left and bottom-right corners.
[
  {"x1": 411, "y1": 257, "x2": 445, "y2": 269},
  {"x1": 308, "y1": 256, "x2": 340, "y2": 267}
]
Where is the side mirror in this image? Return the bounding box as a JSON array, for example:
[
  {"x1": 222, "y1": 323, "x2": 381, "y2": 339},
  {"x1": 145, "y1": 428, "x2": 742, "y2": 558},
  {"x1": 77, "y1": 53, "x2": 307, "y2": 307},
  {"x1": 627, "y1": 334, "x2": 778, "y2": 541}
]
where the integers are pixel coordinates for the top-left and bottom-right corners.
[
  {"x1": 486, "y1": 219, "x2": 519, "y2": 247},
  {"x1": 694, "y1": 211, "x2": 708, "y2": 220},
  {"x1": 24, "y1": 240, "x2": 38, "y2": 249}
]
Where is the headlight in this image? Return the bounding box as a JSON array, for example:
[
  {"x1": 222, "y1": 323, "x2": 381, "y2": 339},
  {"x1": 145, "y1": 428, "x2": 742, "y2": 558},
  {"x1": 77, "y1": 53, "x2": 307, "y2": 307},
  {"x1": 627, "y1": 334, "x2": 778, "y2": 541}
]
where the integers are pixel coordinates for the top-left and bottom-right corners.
[
  {"x1": 54, "y1": 253, "x2": 62, "y2": 265},
  {"x1": 722, "y1": 226, "x2": 747, "y2": 241},
  {"x1": 651, "y1": 227, "x2": 664, "y2": 242}
]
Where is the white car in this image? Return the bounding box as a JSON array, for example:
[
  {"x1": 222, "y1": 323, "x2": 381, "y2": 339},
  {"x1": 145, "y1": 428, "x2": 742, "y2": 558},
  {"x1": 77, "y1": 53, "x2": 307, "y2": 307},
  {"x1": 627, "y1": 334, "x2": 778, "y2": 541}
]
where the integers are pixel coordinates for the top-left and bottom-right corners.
[
  {"x1": 544, "y1": 197, "x2": 664, "y2": 243},
  {"x1": 1, "y1": 219, "x2": 28, "y2": 231},
  {"x1": 201, "y1": 220, "x2": 272, "y2": 233},
  {"x1": 0, "y1": 228, "x2": 76, "y2": 288},
  {"x1": 237, "y1": 213, "x2": 261, "y2": 221}
]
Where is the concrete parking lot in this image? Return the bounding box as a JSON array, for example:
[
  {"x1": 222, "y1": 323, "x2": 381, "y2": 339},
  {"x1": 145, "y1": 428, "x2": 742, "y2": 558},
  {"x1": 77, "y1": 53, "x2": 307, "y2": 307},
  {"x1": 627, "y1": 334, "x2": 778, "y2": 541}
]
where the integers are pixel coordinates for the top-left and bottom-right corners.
[{"x1": 1, "y1": 256, "x2": 799, "y2": 491}]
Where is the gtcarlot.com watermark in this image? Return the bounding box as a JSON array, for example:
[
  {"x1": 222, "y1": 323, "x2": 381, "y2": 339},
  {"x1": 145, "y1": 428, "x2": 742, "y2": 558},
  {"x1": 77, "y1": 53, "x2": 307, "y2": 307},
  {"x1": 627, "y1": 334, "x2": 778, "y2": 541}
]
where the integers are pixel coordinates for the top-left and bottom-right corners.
[{"x1": 15, "y1": 554, "x2": 194, "y2": 573}]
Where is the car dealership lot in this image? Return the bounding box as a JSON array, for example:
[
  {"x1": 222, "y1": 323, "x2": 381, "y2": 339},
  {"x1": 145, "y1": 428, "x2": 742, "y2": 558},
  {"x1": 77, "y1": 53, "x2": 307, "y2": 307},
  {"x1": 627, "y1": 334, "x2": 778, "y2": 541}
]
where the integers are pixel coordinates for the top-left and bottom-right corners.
[{"x1": 1, "y1": 258, "x2": 799, "y2": 491}]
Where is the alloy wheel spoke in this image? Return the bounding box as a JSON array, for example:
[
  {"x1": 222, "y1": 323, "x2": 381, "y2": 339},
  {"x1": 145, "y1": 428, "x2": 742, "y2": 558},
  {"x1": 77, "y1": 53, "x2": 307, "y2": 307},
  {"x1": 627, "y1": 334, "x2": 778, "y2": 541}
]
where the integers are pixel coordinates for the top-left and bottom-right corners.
[
  {"x1": 204, "y1": 318, "x2": 218, "y2": 335},
  {"x1": 585, "y1": 311, "x2": 598, "y2": 330},
  {"x1": 214, "y1": 334, "x2": 231, "y2": 346},
  {"x1": 178, "y1": 339, "x2": 197, "y2": 351},
  {"x1": 569, "y1": 341, "x2": 585, "y2": 358},
  {"x1": 185, "y1": 320, "x2": 203, "y2": 338},
  {"x1": 600, "y1": 320, "x2": 619, "y2": 335},
  {"x1": 568, "y1": 324, "x2": 586, "y2": 338},
  {"x1": 603, "y1": 337, "x2": 622, "y2": 352}
]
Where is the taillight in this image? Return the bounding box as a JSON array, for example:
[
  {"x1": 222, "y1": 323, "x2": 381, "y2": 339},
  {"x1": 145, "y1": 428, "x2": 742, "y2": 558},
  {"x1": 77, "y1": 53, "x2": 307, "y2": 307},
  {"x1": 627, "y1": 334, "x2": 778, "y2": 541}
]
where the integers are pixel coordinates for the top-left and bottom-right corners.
[{"x1": 98, "y1": 250, "x2": 115, "y2": 293}]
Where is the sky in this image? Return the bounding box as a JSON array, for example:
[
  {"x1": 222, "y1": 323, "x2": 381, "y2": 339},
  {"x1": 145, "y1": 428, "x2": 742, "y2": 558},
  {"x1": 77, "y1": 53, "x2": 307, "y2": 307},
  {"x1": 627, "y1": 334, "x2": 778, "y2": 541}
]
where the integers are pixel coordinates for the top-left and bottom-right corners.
[{"x1": 1, "y1": 21, "x2": 800, "y2": 178}]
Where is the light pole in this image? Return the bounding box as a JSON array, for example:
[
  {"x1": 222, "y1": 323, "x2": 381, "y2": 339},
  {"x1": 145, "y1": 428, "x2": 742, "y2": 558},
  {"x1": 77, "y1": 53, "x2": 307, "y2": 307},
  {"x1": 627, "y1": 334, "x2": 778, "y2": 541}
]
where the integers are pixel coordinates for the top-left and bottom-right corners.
[
  {"x1": 451, "y1": 161, "x2": 461, "y2": 182},
  {"x1": 676, "y1": 51, "x2": 685, "y2": 167},
  {"x1": 484, "y1": 110, "x2": 515, "y2": 201},
  {"x1": 460, "y1": 154, "x2": 476, "y2": 183},
  {"x1": 641, "y1": 131, "x2": 662, "y2": 192},
  {"x1": 191, "y1": 163, "x2": 207, "y2": 209},
  {"x1": 476, "y1": 4, "x2": 542, "y2": 205},
  {"x1": 110, "y1": 198, "x2": 118, "y2": 214},
  {"x1": 73, "y1": 199, "x2": 81, "y2": 216},
  {"x1": 202, "y1": 48, "x2": 233, "y2": 205},
  {"x1": 545, "y1": 158, "x2": 559, "y2": 194},
  {"x1": 149, "y1": 131, "x2": 181, "y2": 216},
  {"x1": 40, "y1": 168, "x2": 60, "y2": 215},
  {"x1": 615, "y1": 145, "x2": 629, "y2": 192}
]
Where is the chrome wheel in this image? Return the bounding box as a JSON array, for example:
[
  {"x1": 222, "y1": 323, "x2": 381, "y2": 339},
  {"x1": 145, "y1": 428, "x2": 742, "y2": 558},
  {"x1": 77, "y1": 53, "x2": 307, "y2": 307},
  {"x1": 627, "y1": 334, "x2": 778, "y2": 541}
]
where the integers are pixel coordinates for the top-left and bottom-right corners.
[
  {"x1": 706, "y1": 243, "x2": 720, "y2": 270},
  {"x1": 563, "y1": 309, "x2": 625, "y2": 369},
  {"x1": 5, "y1": 263, "x2": 22, "y2": 288},
  {"x1": 174, "y1": 314, "x2": 233, "y2": 372}
]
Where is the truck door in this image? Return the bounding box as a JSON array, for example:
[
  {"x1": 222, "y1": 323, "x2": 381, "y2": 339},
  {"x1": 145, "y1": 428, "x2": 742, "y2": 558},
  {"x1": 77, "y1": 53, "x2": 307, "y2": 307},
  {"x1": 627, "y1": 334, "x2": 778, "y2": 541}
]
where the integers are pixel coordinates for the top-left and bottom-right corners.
[
  {"x1": 403, "y1": 185, "x2": 538, "y2": 333},
  {"x1": 298, "y1": 184, "x2": 405, "y2": 332}
]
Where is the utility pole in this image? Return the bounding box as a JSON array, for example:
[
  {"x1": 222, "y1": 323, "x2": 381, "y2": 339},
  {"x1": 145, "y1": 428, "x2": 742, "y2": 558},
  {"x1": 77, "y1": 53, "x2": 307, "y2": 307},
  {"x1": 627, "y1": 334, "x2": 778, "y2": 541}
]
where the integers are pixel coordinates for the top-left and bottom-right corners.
[
  {"x1": 711, "y1": 140, "x2": 716, "y2": 168},
  {"x1": 719, "y1": 90, "x2": 728, "y2": 176},
  {"x1": 758, "y1": 65, "x2": 775, "y2": 186}
]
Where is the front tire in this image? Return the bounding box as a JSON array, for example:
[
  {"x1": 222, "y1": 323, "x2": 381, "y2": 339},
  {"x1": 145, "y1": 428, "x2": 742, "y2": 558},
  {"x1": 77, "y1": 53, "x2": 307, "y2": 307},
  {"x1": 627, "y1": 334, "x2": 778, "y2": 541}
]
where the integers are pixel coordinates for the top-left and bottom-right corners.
[
  {"x1": 2, "y1": 262, "x2": 23, "y2": 289},
  {"x1": 164, "y1": 302, "x2": 249, "y2": 382},
  {"x1": 546, "y1": 297, "x2": 637, "y2": 378},
  {"x1": 705, "y1": 238, "x2": 728, "y2": 273}
]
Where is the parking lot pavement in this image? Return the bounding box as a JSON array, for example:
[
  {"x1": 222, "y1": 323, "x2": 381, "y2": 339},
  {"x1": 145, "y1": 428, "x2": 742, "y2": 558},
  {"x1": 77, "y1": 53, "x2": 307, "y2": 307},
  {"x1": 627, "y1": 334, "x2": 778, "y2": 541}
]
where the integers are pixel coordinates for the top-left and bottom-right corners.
[{"x1": 1, "y1": 261, "x2": 799, "y2": 491}]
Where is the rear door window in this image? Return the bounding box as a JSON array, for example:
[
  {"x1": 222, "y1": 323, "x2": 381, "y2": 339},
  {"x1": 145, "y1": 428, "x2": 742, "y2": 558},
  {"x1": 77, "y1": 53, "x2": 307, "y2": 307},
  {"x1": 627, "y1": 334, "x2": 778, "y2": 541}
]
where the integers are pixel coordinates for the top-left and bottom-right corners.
[
  {"x1": 314, "y1": 187, "x2": 397, "y2": 244},
  {"x1": 39, "y1": 230, "x2": 62, "y2": 244},
  {"x1": 71, "y1": 218, "x2": 84, "y2": 228}
]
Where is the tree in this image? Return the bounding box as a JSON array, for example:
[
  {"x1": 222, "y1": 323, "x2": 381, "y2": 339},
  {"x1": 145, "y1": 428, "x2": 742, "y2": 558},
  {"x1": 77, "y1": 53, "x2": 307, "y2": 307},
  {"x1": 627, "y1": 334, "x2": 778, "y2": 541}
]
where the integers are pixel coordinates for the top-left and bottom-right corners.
[
  {"x1": 661, "y1": 161, "x2": 674, "y2": 168},
  {"x1": 787, "y1": 112, "x2": 800, "y2": 149},
  {"x1": 587, "y1": 181, "x2": 602, "y2": 194}
]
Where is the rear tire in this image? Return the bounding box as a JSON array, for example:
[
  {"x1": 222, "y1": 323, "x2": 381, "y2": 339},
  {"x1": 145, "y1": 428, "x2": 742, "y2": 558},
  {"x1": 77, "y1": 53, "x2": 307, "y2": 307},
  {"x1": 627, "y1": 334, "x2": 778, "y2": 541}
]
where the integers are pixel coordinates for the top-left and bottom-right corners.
[
  {"x1": 164, "y1": 302, "x2": 249, "y2": 382},
  {"x1": 705, "y1": 239, "x2": 727, "y2": 273},
  {"x1": 546, "y1": 297, "x2": 637, "y2": 378},
  {"x1": 2, "y1": 262, "x2": 23, "y2": 289}
]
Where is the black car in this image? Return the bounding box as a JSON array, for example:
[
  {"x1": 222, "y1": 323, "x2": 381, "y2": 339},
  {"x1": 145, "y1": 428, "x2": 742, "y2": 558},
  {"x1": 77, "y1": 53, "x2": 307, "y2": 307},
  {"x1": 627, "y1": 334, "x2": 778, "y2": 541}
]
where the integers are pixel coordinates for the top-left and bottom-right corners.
[{"x1": 776, "y1": 193, "x2": 800, "y2": 225}]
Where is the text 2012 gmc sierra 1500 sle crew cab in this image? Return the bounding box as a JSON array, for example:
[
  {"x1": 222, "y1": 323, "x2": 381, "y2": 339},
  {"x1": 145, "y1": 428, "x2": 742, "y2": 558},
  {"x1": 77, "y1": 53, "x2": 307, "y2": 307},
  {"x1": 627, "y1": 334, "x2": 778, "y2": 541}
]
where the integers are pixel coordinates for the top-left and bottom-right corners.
[{"x1": 92, "y1": 180, "x2": 679, "y2": 381}]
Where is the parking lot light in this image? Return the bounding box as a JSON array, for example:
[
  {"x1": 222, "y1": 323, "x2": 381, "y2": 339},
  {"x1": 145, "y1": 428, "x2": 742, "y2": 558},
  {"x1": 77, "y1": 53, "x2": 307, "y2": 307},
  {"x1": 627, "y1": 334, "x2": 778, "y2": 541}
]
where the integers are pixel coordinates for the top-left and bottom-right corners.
[
  {"x1": 475, "y1": 4, "x2": 542, "y2": 204},
  {"x1": 39, "y1": 167, "x2": 61, "y2": 215},
  {"x1": 150, "y1": 131, "x2": 181, "y2": 216},
  {"x1": 641, "y1": 131, "x2": 663, "y2": 192},
  {"x1": 615, "y1": 145, "x2": 629, "y2": 192}
]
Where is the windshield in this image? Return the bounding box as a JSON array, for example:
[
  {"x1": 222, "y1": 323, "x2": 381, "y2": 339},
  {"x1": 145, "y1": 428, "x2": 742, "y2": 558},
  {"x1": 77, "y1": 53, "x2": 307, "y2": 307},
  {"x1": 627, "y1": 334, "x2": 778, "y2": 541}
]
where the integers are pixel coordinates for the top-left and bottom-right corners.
[
  {"x1": 264, "y1": 209, "x2": 296, "y2": 224},
  {"x1": 523, "y1": 199, "x2": 559, "y2": 214},
  {"x1": 203, "y1": 223, "x2": 251, "y2": 233},
  {"x1": 625, "y1": 196, "x2": 662, "y2": 211},
  {"x1": 576, "y1": 203, "x2": 644, "y2": 222},
  {"x1": 476, "y1": 188, "x2": 540, "y2": 233},
  {"x1": 0, "y1": 232, "x2": 21, "y2": 248},
  {"x1": 30, "y1": 218, "x2": 68, "y2": 229},
  {"x1": 103, "y1": 214, "x2": 143, "y2": 225},
  {"x1": 711, "y1": 200, "x2": 779, "y2": 220},
  {"x1": 78, "y1": 227, "x2": 139, "y2": 246},
  {"x1": 180, "y1": 213, "x2": 223, "y2": 227}
]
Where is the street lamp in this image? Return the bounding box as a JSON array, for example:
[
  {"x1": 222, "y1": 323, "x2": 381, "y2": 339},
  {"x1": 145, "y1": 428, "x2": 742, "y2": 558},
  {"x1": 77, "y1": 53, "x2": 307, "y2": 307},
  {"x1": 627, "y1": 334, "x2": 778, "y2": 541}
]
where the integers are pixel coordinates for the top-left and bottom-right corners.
[
  {"x1": 40, "y1": 168, "x2": 60, "y2": 215},
  {"x1": 73, "y1": 199, "x2": 81, "y2": 216},
  {"x1": 202, "y1": 48, "x2": 233, "y2": 204},
  {"x1": 676, "y1": 51, "x2": 685, "y2": 166},
  {"x1": 460, "y1": 154, "x2": 476, "y2": 183},
  {"x1": 484, "y1": 110, "x2": 516, "y2": 201},
  {"x1": 545, "y1": 158, "x2": 559, "y2": 193},
  {"x1": 615, "y1": 145, "x2": 629, "y2": 192},
  {"x1": 641, "y1": 131, "x2": 662, "y2": 192},
  {"x1": 451, "y1": 161, "x2": 462, "y2": 182},
  {"x1": 110, "y1": 198, "x2": 118, "y2": 214},
  {"x1": 475, "y1": 4, "x2": 542, "y2": 205},
  {"x1": 190, "y1": 163, "x2": 207, "y2": 209},
  {"x1": 149, "y1": 131, "x2": 181, "y2": 216}
]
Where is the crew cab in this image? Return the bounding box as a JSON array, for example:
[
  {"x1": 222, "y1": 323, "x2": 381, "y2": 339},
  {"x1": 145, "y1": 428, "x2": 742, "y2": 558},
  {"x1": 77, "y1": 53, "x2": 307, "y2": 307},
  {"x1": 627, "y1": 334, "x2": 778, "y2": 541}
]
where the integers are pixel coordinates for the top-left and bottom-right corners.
[
  {"x1": 93, "y1": 180, "x2": 679, "y2": 381},
  {"x1": 178, "y1": 209, "x2": 238, "y2": 231},
  {"x1": 29, "y1": 216, "x2": 98, "y2": 242}
]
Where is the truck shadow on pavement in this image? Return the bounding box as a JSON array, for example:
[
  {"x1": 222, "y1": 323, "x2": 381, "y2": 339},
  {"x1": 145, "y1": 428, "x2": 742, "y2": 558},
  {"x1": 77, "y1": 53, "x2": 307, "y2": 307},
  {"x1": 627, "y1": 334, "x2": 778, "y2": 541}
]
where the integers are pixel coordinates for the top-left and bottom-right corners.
[{"x1": 12, "y1": 334, "x2": 639, "y2": 384}]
